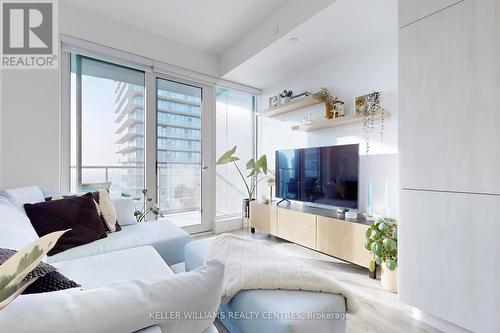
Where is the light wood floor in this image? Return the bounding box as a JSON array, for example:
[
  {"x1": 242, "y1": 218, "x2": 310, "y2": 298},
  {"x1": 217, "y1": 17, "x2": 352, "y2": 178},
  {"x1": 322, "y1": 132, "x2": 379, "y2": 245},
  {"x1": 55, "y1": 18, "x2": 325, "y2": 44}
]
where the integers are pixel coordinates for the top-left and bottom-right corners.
[{"x1": 195, "y1": 229, "x2": 441, "y2": 333}]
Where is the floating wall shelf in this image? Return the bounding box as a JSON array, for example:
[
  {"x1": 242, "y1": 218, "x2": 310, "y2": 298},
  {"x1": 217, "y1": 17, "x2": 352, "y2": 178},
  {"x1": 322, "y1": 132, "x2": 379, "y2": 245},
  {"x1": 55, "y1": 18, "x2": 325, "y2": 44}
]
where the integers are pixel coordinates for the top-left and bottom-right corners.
[
  {"x1": 257, "y1": 95, "x2": 321, "y2": 117},
  {"x1": 291, "y1": 111, "x2": 390, "y2": 132}
]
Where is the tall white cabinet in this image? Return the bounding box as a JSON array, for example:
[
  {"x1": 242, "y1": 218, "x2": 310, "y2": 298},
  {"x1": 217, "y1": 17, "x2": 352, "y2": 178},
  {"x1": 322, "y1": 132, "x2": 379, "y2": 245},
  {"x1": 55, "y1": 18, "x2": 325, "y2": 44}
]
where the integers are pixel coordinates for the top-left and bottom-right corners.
[{"x1": 399, "y1": 1, "x2": 500, "y2": 332}]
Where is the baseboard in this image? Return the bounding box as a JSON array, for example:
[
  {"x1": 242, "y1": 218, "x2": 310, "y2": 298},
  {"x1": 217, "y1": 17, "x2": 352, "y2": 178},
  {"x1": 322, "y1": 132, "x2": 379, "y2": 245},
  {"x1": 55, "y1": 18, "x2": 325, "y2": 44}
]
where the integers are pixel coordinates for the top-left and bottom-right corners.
[
  {"x1": 213, "y1": 217, "x2": 242, "y2": 233},
  {"x1": 412, "y1": 308, "x2": 473, "y2": 333}
]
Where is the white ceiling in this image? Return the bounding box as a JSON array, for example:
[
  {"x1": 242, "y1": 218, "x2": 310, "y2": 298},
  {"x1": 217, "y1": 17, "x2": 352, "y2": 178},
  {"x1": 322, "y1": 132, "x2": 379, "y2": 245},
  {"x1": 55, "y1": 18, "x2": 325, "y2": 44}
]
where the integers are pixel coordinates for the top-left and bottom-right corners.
[
  {"x1": 222, "y1": 0, "x2": 398, "y2": 88},
  {"x1": 60, "y1": 0, "x2": 286, "y2": 55}
]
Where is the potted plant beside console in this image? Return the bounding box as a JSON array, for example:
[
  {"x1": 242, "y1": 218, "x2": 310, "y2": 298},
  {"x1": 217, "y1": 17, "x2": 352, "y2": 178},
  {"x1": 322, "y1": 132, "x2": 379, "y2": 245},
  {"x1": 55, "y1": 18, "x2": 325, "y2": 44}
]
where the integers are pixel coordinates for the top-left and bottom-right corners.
[
  {"x1": 365, "y1": 217, "x2": 398, "y2": 292},
  {"x1": 216, "y1": 146, "x2": 270, "y2": 221}
]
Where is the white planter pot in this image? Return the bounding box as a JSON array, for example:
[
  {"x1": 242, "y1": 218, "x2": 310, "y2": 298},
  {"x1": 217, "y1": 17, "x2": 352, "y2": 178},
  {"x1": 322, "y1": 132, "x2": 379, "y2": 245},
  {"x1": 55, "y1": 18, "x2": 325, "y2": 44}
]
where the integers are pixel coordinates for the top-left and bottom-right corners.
[
  {"x1": 281, "y1": 96, "x2": 291, "y2": 103},
  {"x1": 381, "y1": 263, "x2": 398, "y2": 293}
]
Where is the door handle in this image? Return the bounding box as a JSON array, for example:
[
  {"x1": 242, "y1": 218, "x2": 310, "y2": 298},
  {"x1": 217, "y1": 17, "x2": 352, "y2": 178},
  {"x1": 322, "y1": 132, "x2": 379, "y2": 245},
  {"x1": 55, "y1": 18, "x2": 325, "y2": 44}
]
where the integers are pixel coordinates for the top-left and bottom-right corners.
[{"x1": 201, "y1": 165, "x2": 208, "y2": 170}]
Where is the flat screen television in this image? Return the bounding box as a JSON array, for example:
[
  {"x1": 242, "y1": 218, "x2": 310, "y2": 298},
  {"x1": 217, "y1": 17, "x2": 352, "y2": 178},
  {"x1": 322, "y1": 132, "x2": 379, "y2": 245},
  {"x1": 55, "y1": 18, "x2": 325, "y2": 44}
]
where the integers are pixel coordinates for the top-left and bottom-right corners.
[{"x1": 275, "y1": 144, "x2": 359, "y2": 209}]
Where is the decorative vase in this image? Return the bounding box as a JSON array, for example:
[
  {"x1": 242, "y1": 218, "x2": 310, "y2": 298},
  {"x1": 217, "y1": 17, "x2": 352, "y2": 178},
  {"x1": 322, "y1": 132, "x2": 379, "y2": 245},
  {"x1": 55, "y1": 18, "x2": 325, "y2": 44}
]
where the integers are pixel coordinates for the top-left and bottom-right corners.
[
  {"x1": 381, "y1": 263, "x2": 398, "y2": 293},
  {"x1": 242, "y1": 198, "x2": 255, "y2": 218}
]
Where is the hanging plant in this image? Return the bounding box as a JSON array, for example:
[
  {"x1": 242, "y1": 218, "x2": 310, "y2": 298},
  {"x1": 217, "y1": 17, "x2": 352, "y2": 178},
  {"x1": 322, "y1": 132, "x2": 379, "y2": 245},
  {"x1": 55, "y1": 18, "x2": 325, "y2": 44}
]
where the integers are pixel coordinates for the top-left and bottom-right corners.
[{"x1": 359, "y1": 92, "x2": 382, "y2": 154}]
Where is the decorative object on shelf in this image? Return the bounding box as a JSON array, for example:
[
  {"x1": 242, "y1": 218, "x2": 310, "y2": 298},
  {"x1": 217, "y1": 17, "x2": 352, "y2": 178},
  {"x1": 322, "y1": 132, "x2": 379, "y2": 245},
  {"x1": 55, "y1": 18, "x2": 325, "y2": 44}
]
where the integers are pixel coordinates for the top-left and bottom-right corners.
[
  {"x1": 313, "y1": 88, "x2": 343, "y2": 119},
  {"x1": 333, "y1": 101, "x2": 345, "y2": 118},
  {"x1": 216, "y1": 146, "x2": 271, "y2": 218},
  {"x1": 355, "y1": 91, "x2": 383, "y2": 154},
  {"x1": 364, "y1": 217, "x2": 398, "y2": 292},
  {"x1": 260, "y1": 195, "x2": 269, "y2": 204},
  {"x1": 121, "y1": 189, "x2": 163, "y2": 222},
  {"x1": 291, "y1": 92, "x2": 311, "y2": 100},
  {"x1": 266, "y1": 177, "x2": 275, "y2": 203},
  {"x1": 279, "y1": 89, "x2": 293, "y2": 104},
  {"x1": 258, "y1": 95, "x2": 321, "y2": 117},
  {"x1": 269, "y1": 95, "x2": 280, "y2": 108}
]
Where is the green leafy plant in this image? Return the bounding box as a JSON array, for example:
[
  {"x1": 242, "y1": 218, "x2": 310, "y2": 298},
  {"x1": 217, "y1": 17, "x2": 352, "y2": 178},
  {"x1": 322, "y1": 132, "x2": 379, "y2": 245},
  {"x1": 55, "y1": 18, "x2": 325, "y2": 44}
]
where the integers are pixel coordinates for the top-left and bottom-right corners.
[
  {"x1": 216, "y1": 146, "x2": 270, "y2": 200},
  {"x1": 279, "y1": 89, "x2": 293, "y2": 98},
  {"x1": 364, "y1": 217, "x2": 398, "y2": 272},
  {"x1": 121, "y1": 189, "x2": 164, "y2": 222}
]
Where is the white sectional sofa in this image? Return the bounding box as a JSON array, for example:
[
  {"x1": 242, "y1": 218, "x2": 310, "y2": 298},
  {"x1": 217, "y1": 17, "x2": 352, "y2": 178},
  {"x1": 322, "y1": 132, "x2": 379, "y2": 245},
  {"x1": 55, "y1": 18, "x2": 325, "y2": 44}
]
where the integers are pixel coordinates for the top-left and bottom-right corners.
[{"x1": 0, "y1": 186, "x2": 220, "y2": 333}]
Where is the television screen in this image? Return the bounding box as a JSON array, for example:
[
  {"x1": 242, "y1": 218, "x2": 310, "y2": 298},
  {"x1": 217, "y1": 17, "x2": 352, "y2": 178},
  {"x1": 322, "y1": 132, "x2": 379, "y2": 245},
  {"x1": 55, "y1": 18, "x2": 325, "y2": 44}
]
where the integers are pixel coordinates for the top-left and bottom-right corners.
[{"x1": 275, "y1": 144, "x2": 359, "y2": 209}]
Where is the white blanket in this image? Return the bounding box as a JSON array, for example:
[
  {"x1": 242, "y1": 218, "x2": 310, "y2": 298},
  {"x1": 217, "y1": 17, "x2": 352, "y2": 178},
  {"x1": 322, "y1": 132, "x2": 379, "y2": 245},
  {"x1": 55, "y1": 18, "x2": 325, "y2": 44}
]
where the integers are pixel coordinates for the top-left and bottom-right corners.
[{"x1": 206, "y1": 233, "x2": 359, "y2": 314}]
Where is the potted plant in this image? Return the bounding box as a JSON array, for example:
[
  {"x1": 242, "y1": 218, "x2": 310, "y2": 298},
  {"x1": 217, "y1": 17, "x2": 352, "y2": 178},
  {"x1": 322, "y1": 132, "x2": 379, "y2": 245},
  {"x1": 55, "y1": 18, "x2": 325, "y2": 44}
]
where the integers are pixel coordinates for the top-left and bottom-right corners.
[
  {"x1": 364, "y1": 217, "x2": 398, "y2": 292},
  {"x1": 121, "y1": 189, "x2": 164, "y2": 222},
  {"x1": 313, "y1": 88, "x2": 342, "y2": 119},
  {"x1": 216, "y1": 146, "x2": 269, "y2": 219},
  {"x1": 279, "y1": 90, "x2": 293, "y2": 103}
]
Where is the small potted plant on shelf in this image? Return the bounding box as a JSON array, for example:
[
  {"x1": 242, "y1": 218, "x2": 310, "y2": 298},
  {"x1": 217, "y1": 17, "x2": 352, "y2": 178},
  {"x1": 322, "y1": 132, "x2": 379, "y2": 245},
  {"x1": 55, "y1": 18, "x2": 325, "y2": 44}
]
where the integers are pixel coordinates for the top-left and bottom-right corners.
[
  {"x1": 279, "y1": 89, "x2": 293, "y2": 103},
  {"x1": 216, "y1": 146, "x2": 271, "y2": 220},
  {"x1": 313, "y1": 88, "x2": 342, "y2": 119},
  {"x1": 364, "y1": 217, "x2": 398, "y2": 292}
]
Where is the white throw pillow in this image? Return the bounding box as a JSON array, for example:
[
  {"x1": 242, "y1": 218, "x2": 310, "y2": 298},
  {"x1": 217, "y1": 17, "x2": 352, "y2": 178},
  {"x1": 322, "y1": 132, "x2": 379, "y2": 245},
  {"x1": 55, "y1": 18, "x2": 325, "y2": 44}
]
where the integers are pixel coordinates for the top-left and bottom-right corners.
[
  {"x1": 0, "y1": 260, "x2": 225, "y2": 333},
  {"x1": 3, "y1": 185, "x2": 44, "y2": 214},
  {"x1": 112, "y1": 198, "x2": 137, "y2": 226},
  {"x1": 0, "y1": 197, "x2": 39, "y2": 250}
]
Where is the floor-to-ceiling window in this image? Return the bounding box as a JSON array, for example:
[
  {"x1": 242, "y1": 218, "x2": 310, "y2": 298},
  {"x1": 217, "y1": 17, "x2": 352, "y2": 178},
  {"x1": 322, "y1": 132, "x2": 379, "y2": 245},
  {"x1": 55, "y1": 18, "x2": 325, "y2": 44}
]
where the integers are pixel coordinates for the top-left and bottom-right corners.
[
  {"x1": 215, "y1": 87, "x2": 256, "y2": 218},
  {"x1": 68, "y1": 52, "x2": 256, "y2": 232},
  {"x1": 70, "y1": 55, "x2": 145, "y2": 198}
]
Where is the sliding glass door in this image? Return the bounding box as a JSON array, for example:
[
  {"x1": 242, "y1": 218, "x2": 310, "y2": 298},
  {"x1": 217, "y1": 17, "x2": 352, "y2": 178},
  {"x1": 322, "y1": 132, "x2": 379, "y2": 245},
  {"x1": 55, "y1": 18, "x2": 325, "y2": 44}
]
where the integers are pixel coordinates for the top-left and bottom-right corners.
[{"x1": 155, "y1": 78, "x2": 208, "y2": 231}]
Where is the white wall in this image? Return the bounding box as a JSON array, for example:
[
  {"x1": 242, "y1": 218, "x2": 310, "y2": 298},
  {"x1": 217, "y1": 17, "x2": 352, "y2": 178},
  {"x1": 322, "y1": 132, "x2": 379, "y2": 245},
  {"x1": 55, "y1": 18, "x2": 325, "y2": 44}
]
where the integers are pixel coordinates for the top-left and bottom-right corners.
[
  {"x1": 0, "y1": 2, "x2": 220, "y2": 190},
  {"x1": 258, "y1": 38, "x2": 399, "y2": 216},
  {"x1": 60, "y1": 2, "x2": 219, "y2": 77},
  {"x1": 1, "y1": 69, "x2": 60, "y2": 189}
]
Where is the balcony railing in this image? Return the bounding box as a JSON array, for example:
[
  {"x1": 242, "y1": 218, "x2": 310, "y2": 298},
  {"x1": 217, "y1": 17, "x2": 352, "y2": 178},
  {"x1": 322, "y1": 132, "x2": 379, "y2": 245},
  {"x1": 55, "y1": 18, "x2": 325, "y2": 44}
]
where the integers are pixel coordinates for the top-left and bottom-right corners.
[{"x1": 70, "y1": 165, "x2": 200, "y2": 214}]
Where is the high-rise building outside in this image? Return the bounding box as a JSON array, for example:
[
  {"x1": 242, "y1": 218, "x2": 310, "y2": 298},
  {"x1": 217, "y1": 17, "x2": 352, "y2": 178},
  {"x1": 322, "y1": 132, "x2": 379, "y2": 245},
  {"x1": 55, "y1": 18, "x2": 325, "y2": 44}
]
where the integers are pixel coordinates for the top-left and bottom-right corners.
[{"x1": 114, "y1": 80, "x2": 202, "y2": 214}]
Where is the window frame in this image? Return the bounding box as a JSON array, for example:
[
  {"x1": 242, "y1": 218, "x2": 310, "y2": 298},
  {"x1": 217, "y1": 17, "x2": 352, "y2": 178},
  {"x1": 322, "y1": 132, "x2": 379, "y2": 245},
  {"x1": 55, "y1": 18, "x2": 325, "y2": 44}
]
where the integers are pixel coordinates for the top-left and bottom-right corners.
[{"x1": 60, "y1": 42, "x2": 259, "y2": 234}]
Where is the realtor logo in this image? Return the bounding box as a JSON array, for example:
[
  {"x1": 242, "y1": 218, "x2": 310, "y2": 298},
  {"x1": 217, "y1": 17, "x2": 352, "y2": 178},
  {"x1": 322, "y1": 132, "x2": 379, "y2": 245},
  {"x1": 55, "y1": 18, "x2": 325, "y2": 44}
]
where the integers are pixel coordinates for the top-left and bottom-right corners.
[{"x1": 1, "y1": 0, "x2": 58, "y2": 69}]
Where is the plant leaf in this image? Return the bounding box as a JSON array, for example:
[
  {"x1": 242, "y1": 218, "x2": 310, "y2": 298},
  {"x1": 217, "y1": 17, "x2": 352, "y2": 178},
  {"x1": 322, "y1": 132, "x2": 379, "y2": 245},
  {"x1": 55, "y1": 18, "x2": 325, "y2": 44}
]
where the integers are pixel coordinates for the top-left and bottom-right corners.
[
  {"x1": 216, "y1": 146, "x2": 239, "y2": 165},
  {"x1": 369, "y1": 260, "x2": 376, "y2": 272},
  {"x1": 246, "y1": 159, "x2": 256, "y2": 170},
  {"x1": 257, "y1": 155, "x2": 268, "y2": 175},
  {"x1": 121, "y1": 192, "x2": 132, "y2": 198}
]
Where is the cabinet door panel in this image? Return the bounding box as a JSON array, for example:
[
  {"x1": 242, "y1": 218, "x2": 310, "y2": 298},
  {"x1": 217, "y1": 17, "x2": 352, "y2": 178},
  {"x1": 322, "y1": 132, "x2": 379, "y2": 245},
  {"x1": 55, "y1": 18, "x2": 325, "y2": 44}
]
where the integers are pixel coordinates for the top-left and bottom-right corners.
[
  {"x1": 399, "y1": 190, "x2": 499, "y2": 332},
  {"x1": 399, "y1": 0, "x2": 461, "y2": 27},
  {"x1": 277, "y1": 209, "x2": 316, "y2": 249},
  {"x1": 249, "y1": 202, "x2": 270, "y2": 233},
  {"x1": 399, "y1": 0, "x2": 500, "y2": 194},
  {"x1": 317, "y1": 217, "x2": 371, "y2": 268}
]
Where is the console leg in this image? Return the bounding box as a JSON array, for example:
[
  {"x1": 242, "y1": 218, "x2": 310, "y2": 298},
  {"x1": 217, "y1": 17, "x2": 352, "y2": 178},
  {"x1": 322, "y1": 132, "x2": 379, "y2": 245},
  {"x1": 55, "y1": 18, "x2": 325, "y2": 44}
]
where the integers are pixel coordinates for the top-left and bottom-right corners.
[{"x1": 250, "y1": 227, "x2": 255, "y2": 234}]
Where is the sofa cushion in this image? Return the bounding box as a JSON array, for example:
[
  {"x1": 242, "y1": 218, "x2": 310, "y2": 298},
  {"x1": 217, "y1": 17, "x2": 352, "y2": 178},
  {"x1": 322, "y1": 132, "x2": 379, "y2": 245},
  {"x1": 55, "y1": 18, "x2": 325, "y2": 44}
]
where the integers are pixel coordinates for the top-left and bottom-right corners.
[
  {"x1": 24, "y1": 271, "x2": 81, "y2": 295},
  {"x1": 46, "y1": 190, "x2": 121, "y2": 233},
  {"x1": 52, "y1": 246, "x2": 173, "y2": 288},
  {"x1": 0, "y1": 261, "x2": 224, "y2": 333},
  {"x1": 47, "y1": 220, "x2": 192, "y2": 265},
  {"x1": 185, "y1": 237, "x2": 213, "y2": 271},
  {"x1": 0, "y1": 248, "x2": 55, "y2": 280},
  {"x1": 112, "y1": 198, "x2": 137, "y2": 226},
  {"x1": 2, "y1": 185, "x2": 44, "y2": 214},
  {"x1": 25, "y1": 193, "x2": 107, "y2": 256},
  {"x1": 0, "y1": 197, "x2": 39, "y2": 250}
]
